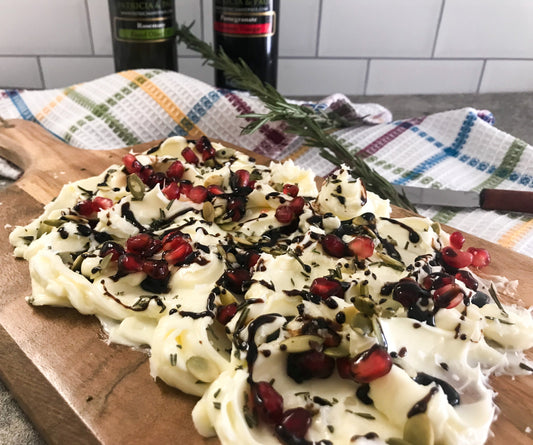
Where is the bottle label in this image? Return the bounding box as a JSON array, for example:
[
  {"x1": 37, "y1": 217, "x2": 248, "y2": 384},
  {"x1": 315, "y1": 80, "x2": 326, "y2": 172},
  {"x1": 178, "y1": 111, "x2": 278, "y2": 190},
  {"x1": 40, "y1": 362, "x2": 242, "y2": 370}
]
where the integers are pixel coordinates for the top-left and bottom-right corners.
[
  {"x1": 214, "y1": 8, "x2": 276, "y2": 37},
  {"x1": 113, "y1": 1, "x2": 175, "y2": 43}
]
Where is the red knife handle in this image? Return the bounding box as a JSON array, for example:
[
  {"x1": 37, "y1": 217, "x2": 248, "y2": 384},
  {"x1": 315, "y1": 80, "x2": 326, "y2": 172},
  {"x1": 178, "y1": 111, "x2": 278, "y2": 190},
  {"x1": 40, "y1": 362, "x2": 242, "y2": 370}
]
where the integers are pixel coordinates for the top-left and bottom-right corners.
[{"x1": 480, "y1": 189, "x2": 533, "y2": 214}]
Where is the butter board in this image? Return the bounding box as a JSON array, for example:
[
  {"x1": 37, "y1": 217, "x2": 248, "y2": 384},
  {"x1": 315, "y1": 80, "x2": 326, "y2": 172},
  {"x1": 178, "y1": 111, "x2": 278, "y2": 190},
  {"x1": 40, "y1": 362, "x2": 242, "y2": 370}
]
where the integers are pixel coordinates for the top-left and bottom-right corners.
[{"x1": 0, "y1": 119, "x2": 532, "y2": 444}]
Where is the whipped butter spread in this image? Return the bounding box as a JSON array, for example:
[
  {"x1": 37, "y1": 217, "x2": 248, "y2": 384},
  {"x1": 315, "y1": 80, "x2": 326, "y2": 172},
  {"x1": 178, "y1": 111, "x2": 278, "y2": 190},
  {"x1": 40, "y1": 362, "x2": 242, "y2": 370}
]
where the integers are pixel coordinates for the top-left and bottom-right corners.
[{"x1": 9, "y1": 136, "x2": 533, "y2": 445}]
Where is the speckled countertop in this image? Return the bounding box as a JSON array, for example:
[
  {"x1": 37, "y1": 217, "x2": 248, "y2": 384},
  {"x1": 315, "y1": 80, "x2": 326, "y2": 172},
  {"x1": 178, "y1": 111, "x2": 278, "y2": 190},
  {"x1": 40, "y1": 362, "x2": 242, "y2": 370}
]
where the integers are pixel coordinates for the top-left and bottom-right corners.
[{"x1": 1, "y1": 92, "x2": 532, "y2": 445}]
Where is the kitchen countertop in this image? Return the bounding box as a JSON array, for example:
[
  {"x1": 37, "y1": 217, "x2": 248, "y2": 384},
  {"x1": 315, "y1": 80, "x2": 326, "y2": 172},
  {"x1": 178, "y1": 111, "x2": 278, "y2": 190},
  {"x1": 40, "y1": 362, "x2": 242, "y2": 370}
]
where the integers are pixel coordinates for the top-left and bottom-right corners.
[{"x1": 1, "y1": 91, "x2": 532, "y2": 445}]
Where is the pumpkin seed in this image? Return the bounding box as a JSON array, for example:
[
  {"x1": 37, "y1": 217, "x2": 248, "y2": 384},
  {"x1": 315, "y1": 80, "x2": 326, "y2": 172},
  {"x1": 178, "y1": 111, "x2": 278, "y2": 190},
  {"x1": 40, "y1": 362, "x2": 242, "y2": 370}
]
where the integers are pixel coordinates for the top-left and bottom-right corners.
[
  {"x1": 350, "y1": 312, "x2": 373, "y2": 335},
  {"x1": 403, "y1": 413, "x2": 434, "y2": 445},
  {"x1": 376, "y1": 251, "x2": 405, "y2": 271},
  {"x1": 42, "y1": 219, "x2": 65, "y2": 227},
  {"x1": 219, "y1": 289, "x2": 237, "y2": 305},
  {"x1": 36, "y1": 223, "x2": 53, "y2": 238},
  {"x1": 186, "y1": 356, "x2": 219, "y2": 383},
  {"x1": 280, "y1": 335, "x2": 323, "y2": 353},
  {"x1": 324, "y1": 344, "x2": 350, "y2": 357},
  {"x1": 215, "y1": 147, "x2": 236, "y2": 159},
  {"x1": 127, "y1": 174, "x2": 145, "y2": 200},
  {"x1": 99, "y1": 253, "x2": 113, "y2": 271},
  {"x1": 202, "y1": 202, "x2": 215, "y2": 222},
  {"x1": 62, "y1": 214, "x2": 89, "y2": 223},
  {"x1": 71, "y1": 254, "x2": 85, "y2": 271},
  {"x1": 353, "y1": 296, "x2": 375, "y2": 317},
  {"x1": 431, "y1": 222, "x2": 441, "y2": 235}
]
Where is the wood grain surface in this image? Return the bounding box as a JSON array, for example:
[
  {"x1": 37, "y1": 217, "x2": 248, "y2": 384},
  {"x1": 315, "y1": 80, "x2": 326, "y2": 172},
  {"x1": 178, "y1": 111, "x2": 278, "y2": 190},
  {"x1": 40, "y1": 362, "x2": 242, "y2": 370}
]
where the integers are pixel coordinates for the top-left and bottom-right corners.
[{"x1": 1, "y1": 119, "x2": 532, "y2": 445}]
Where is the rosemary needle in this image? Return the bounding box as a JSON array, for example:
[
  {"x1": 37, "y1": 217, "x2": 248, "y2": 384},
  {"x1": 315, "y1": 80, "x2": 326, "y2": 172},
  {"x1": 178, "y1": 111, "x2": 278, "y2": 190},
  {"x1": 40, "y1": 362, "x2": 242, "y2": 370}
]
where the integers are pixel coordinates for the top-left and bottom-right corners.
[{"x1": 176, "y1": 23, "x2": 416, "y2": 211}]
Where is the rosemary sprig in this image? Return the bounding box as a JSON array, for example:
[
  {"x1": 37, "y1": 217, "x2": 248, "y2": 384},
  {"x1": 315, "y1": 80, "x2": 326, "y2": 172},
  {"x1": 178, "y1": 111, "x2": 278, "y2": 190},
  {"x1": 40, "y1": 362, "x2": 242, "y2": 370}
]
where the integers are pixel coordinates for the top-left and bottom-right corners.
[{"x1": 176, "y1": 23, "x2": 416, "y2": 211}]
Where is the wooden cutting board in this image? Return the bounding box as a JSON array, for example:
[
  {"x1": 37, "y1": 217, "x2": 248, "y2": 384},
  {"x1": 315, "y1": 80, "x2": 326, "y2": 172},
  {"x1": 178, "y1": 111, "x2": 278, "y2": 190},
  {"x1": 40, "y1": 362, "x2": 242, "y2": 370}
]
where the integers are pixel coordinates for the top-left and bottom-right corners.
[{"x1": 1, "y1": 119, "x2": 532, "y2": 445}]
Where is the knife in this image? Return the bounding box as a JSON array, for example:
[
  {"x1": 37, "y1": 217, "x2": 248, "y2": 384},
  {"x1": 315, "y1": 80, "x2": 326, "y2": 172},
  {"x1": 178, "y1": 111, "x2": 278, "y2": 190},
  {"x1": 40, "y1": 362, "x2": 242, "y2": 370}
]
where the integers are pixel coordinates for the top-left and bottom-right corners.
[{"x1": 393, "y1": 184, "x2": 533, "y2": 214}]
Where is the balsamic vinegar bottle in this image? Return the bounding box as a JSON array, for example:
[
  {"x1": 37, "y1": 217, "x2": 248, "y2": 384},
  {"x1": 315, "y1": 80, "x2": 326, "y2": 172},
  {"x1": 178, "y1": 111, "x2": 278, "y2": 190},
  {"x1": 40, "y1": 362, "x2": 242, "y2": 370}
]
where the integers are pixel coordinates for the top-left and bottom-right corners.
[
  {"x1": 108, "y1": 0, "x2": 177, "y2": 72},
  {"x1": 213, "y1": 0, "x2": 279, "y2": 89}
]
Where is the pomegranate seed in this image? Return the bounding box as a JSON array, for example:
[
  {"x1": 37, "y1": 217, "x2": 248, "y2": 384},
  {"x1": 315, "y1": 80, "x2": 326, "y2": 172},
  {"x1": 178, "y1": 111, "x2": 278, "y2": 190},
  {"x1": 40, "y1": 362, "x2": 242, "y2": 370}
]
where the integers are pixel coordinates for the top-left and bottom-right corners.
[
  {"x1": 347, "y1": 236, "x2": 374, "y2": 259},
  {"x1": 441, "y1": 246, "x2": 473, "y2": 269},
  {"x1": 118, "y1": 253, "x2": 144, "y2": 273},
  {"x1": 164, "y1": 242, "x2": 193, "y2": 265},
  {"x1": 286, "y1": 350, "x2": 335, "y2": 383},
  {"x1": 467, "y1": 247, "x2": 491, "y2": 268},
  {"x1": 187, "y1": 185, "x2": 209, "y2": 203},
  {"x1": 162, "y1": 236, "x2": 188, "y2": 253},
  {"x1": 309, "y1": 277, "x2": 344, "y2": 299},
  {"x1": 162, "y1": 182, "x2": 181, "y2": 200},
  {"x1": 349, "y1": 344, "x2": 392, "y2": 383},
  {"x1": 161, "y1": 229, "x2": 190, "y2": 244},
  {"x1": 195, "y1": 136, "x2": 216, "y2": 161},
  {"x1": 392, "y1": 280, "x2": 428, "y2": 308},
  {"x1": 233, "y1": 169, "x2": 252, "y2": 188},
  {"x1": 422, "y1": 272, "x2": 454, "y2": 291},
  {"x1": 449, "y1": 231, "x2": 465, "y2": 249},
  {"x1": 166, "y1": 160, "x2": 185, "y2": 180},
  {"x1": 433, "y1": 283, "x2": 465, "y2": 309},
  {"x1": 181, "y1": 147, "x2": 199, "y2": 164},
  {"x1": 289, "y1": 196, "x2": 305, "y2": 215},
  {"x1": 251, "y1": 381, "x2": 284, "y2": 425},
  {"x1": 275, "y1": 205, "x2": 295, "y2": 224},
  {"x1": 455, "y1": 270, "x2": 479, "y2": 290},
  {"x1": 224, "y1": 268, "x2": 251, "y2": 294},
  {"x1": 142, "y1": 259, "x2": 170, "y2": 280},
  {"x1": 320, "y1": 234, "x2": 346, "y2": 258},
  {"x1": 138, "y1": 165, "x2": 154, "y2": 184},
  {"x1": 93, "y1": 196, "x2": 113, "y2": 211},
  {"x1": 216, "y1": 303, "x2": 238, "y2": 325},
  {"x1": 123, "y1": 153, "x2": 142, "y2": 174},
  {"x1": 226, "y1": 196, "x2": 247, "y2": 221},
  {"x1": 246, "y1": 251, "x2": 260, "y2": 268},
  {"x1": 276, "y1": 408, "x2": 311, "y2": 440},
  {"x1": 99, "y1": 241, "x2": 124, "y2": 261},
  {"x1": 336, "y1": 357, "x2": 352, "y2": 379},
  {"x1": 283, "y1": 184, "x2": 299, "y2": 197},
  {"x1": 74, "y1": 199, "x2": 96, "y2": 217},
  {"x1": 207, "y1": 184, "x2": 225, "y2": 196},
  {"x1": 146, "y1": 171, "x2": 168, "y2": 189},
  {"x1": 179, "y1": 181, "x2": 193, "y2": 196},
  {"x1": 126, "y1": 233, "x2": 162, "y2": 257}
]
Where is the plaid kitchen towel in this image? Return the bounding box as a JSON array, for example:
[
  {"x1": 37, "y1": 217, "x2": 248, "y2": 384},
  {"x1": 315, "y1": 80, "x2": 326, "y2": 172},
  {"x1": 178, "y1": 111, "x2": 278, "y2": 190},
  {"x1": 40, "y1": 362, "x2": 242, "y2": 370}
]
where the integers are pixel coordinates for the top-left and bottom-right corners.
[{"x1": 1, "y1": 69, "x2": 532, "y2": 258}]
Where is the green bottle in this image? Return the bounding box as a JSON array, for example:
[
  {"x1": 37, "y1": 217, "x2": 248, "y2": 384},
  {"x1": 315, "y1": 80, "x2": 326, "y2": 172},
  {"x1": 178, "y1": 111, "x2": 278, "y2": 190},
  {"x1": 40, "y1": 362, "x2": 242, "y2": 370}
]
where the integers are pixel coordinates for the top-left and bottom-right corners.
[{"x1": 108, "y1": 0, "x2": 178, "y2": 71}]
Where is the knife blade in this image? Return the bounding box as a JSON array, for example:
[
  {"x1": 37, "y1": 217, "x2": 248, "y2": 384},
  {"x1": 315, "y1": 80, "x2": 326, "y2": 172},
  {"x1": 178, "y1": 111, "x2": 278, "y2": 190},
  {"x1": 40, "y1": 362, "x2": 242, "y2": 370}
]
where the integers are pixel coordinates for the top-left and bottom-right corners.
[{"x1": 393, "y1": 185, "x2": 533, "y2": 214}]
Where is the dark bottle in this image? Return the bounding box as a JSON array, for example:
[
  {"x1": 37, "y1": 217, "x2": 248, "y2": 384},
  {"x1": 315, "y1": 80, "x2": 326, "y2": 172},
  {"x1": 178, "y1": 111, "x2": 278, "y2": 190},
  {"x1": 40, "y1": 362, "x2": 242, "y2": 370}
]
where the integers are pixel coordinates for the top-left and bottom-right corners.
[
  {"x1": 213, "y1": 0, "x2": 279, "y2": 89},
  {"x1": 108, "y1": 0, "x2": 177, "y2": 71}
]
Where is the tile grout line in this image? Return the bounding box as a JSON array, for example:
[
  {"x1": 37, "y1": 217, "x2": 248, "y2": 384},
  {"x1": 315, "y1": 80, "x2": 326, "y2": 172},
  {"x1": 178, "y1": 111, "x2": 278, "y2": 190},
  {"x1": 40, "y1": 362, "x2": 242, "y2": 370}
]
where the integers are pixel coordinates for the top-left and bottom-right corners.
[
  {"x1": 431, "y1": 0, "x2": 446, "y2": 58},
  {"x1": 476, "y1": 59, "x2": 487, "y2": 94},
  {"x1": 315, "y1": 0, "x2": 324, "y2": 58},
  {"x1": 363, "y1": 59, "x2": 371, "y2": 95},
  {"x1": 36, "y1": 56, "x2": 45, "y2": 89},
  {"x1": 84, "y1": 0, "x2": 96, "y2": 56},
  {"x1": 200, "y1": 0, "x2": 205, "y2": 41}
]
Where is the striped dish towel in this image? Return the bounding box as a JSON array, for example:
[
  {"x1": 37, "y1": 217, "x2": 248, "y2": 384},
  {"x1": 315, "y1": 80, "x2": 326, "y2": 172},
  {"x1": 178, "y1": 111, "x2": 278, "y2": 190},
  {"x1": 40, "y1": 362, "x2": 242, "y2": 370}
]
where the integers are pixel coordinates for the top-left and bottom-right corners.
[{"x1": 1, "y1": 70, "x2": 532, "y2": 258}]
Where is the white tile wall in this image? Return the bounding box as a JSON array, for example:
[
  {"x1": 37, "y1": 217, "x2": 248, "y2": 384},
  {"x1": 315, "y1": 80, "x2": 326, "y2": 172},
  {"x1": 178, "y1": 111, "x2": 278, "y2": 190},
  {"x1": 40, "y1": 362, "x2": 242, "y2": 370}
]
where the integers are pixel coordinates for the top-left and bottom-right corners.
[
  {"x1": 1, "y1": 0, "x2": 533, "y2": 95},
  {"x1": 40, "y1": 57, "x2": 114, "y2": 89},
  {"x1": 480, "y1": 60, "x2": 533, "y2": 93},
  {"x1": 279, "y1": 0, "x2": 321, "y2": 57},
  {"x1": 319, "y1": 0, "x2": 442, "y2": 58},
  {"x1": 0, "y1": 57, "x2": 42, "y2": 89},
  {"x1": 367, "y1": 59, "x2": 483, "y2": 95},
  {"x1": 435, "y1": 0, "x2": 533, "y2": 58},
  {"x1": 87, "y1": 0, "x2": 113, "y2": 55},
  {"x1": 0, "y1": 0, "x2": 92, "y2": 56},
  {"x1": 279, "y1": 59, "x2": 366, "y2": 96}
]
